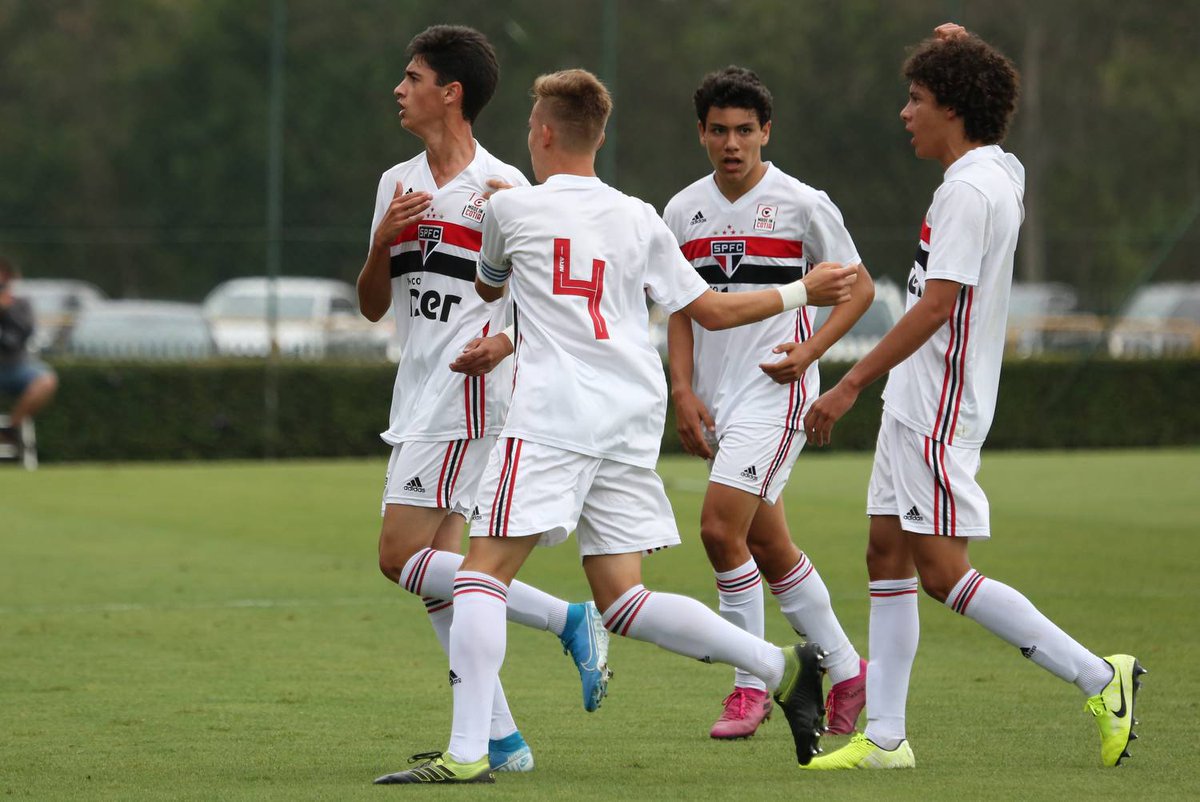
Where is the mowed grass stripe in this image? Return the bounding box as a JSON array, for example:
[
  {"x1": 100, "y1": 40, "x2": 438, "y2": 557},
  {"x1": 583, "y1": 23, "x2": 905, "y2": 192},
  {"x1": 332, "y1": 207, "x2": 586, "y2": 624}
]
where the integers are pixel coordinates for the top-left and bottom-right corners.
[{"x1": 1, "y1": 450, "x2": 1195, "y2": 801}]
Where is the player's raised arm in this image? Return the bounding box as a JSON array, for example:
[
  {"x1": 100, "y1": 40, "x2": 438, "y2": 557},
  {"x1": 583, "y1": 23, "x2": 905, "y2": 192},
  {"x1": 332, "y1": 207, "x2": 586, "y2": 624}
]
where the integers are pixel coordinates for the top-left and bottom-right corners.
[
  {"x1": 474, "y1": 201, "x2": 510, "y2": 303},
  {"x1": 760, "y1": 262, "x2": 875, "y2": 385},
  {"x1": 358, "y1": 182, "x2": 433, "y2": 321},
  {"x1": 682, "y1": 261, "x2": 857, "y2": 331}
]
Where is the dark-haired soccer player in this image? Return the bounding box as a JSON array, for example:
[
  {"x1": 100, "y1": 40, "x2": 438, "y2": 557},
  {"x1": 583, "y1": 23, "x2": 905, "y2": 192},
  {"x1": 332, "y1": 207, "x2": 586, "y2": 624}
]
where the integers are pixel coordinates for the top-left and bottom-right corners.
[
  {"x1": 664, "y1": 66, "x2": 874, "y2": 740},
  {"x1": 801, "y1": 24, "x2": 1143, "y2": 769},
  {"x1": 374, "y1": 67, "x2": 861, "y2": 784},
  {"x1": 357, "y1": 25, "x2": 610, "y2": 778}
]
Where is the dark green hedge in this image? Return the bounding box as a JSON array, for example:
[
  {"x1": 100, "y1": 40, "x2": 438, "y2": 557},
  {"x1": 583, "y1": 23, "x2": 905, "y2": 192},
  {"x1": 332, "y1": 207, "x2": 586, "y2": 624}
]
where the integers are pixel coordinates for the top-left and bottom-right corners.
[{"x1": 26, "y1": 358, "x2": 1200, "y2": 463}]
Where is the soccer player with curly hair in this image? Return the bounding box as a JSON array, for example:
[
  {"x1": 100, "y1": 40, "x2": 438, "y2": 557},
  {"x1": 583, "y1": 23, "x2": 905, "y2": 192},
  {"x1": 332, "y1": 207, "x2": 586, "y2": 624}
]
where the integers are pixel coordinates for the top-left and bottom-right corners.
[{"x1": 801, "y1": 23, "x2": 1144, "y2": 770}]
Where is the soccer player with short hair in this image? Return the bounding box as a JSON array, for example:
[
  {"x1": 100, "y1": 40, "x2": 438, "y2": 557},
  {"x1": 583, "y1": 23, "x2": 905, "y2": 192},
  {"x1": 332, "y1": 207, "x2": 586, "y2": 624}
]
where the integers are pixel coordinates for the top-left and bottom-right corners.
[
  {"x1": 801, "y1": 24, "x2": 1143, "y2": 770},
  {"x1": 357, "y1": 25, "x2": 611, "y2": 777},
  {"x1": 664, "y1": 66, "x2": 874, "y2": 740},
  {"x1": 373, "y1": 68, "x2": 861, "y2": 785}
]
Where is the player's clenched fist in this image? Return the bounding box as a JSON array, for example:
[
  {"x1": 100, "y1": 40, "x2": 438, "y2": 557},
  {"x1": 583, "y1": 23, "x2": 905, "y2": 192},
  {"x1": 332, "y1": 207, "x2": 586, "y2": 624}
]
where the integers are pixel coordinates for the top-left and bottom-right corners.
[
  {"x1": 802, "y1": 262, "x2": 858, "y2": 306},
  {"x1": 373, "y1": 183, "x2": 433, "y2": 249}
]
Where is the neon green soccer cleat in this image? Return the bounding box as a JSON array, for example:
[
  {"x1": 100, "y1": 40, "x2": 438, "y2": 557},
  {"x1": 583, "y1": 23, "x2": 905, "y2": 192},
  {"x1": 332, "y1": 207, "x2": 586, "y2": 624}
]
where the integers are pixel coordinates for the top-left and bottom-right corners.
[
  {"x1": 1085, "y1": 654, "x2": 1146, "y2": 767},
  {"x1": 799, "y1": 732, "x2": 915, "y2": 770},
  {"x1": 373, "y1": 751, "x2": 494, "y2": 784}
]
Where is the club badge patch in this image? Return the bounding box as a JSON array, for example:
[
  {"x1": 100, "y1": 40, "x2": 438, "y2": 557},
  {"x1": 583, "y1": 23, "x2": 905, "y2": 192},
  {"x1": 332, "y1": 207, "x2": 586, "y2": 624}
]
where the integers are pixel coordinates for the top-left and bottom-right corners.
[
  {"x1": 461, "y1": 192, "x2": 487, "y2": 224},
  {"x1": 418, "y1": 224, "x2": 443, "y2": 264},
  {"x1": 711, "y1": 240, "x2": 746, "y2": 277},
  {"x1": 754, "y1": 204, "x2": 777, "y2": 232}
]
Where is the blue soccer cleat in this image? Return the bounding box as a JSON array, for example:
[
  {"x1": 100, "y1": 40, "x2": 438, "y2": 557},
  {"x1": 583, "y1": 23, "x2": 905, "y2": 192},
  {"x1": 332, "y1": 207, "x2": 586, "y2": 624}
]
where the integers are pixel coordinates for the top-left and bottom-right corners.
[
  {"x1": 559, "y1": 601, "x2": 612, "y2": 712},
  {"x1": 489, "y1": 731, "x2": 535, "y2": 772}
]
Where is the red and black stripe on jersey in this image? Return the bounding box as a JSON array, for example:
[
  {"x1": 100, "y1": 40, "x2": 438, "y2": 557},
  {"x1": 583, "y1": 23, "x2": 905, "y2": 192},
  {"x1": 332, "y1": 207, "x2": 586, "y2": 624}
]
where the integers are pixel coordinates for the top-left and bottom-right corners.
[
  {"x1": 914, "y1": 220, "x2": 931, "y2": 270},
  {"x1": 389, "y1": 220, "x2": 482, "y2": 282},
  {"x1": 680, "y1": 236, "x2": 807, "y2": 285}
]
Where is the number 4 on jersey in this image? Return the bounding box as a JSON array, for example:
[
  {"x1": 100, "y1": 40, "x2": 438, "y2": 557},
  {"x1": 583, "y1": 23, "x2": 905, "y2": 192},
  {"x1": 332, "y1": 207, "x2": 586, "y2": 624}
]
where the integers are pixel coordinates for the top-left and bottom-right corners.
[{"x1": 552, "y1": 237, "x2": 609, "y2": 340}]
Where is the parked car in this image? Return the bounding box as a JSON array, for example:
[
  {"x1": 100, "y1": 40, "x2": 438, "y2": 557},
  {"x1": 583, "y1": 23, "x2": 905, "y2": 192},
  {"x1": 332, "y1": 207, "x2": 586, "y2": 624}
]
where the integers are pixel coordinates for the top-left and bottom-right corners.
[
  {"x1": 202, "y1": 277, "x2": 392, "y2": 359},
  {"x1": 1005, "y1": 281, "x2": 1103, "y2": 357},
  {"x1": 10, "y1": 278, "x2": 107, "y2": 354},
  {"x1": 67, "y1": 300, "x2": 216, "y2": 360},
  {"x1": 1108, "y1": 282, "x2": 1200, "y2": 358},
  {"x1": 811, "y1": 277, "x2": 906, "y2": 362}
]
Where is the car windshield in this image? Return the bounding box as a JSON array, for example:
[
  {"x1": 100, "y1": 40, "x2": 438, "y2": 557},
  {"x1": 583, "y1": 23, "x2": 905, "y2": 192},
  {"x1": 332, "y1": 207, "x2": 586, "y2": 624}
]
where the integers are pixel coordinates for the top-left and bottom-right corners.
[
  {"x1": 209, "y1": 293, "x2": 317, "y2": 320},
  {"x1": 74, "y1": 310, "x2": 210, "y2": 346},
  {"x1": 1124, "y1": 290, "x2": 1182, "y2": 320}
]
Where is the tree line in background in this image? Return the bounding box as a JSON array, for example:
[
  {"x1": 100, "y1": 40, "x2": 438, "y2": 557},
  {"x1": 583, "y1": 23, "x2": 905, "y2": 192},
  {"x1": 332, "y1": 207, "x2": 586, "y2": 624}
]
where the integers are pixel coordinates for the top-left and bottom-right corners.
[{"x1": 1, "y1": 0, "x2": 1196, "y2": 311}]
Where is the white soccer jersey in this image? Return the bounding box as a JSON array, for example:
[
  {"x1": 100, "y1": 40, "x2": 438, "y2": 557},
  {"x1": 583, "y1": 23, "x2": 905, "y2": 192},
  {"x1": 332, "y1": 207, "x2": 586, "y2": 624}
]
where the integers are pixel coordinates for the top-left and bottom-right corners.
[
  {"x1": 662, "y1": 164, "x2": 861, "y2": 433},
  {"x1": 369, "y1": 142, "x2": 528, "y2": 445},
  {"x1": 882, "y1": 145, "x2": 1025, "y2": 446},
  {"x1": 479, "y1": 174, "x2": 709, "y2": 469}
]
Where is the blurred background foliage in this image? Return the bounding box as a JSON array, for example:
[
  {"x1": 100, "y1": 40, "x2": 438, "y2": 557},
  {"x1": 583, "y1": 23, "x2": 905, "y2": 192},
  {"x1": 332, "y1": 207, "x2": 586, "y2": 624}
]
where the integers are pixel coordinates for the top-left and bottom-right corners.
[{"x1": 1, "y1": 0, "x2": 1197, "y2": 311}]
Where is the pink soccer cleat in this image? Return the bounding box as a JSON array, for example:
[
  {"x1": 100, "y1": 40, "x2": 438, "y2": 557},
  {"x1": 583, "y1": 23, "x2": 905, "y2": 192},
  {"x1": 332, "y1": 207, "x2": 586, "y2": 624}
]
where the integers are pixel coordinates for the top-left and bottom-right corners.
[
  {"x1": 710, "y1": 687, "x2": 773, "y2": 739},
  {"x1": 824, "y1": 658, "x2": 867, "y2": 735}
]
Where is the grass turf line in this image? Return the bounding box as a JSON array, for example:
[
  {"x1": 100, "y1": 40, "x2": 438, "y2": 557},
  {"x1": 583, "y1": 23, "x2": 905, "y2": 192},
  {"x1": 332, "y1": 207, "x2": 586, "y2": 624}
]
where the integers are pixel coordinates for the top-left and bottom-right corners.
[{"x1": 1, "y1": 451, "x2": 1195, "y2": 800}]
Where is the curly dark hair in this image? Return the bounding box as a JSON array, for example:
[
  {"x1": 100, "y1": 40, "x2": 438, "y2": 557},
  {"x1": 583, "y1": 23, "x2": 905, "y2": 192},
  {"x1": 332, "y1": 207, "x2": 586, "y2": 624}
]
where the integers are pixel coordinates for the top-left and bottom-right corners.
[
  {"x1": 903, "y1": 34, "x2": 1020, "y2": 144},
  {"x1": 693, "y1": 66, "x2": 772, "y2": 127},
  {"x1": 406, "y1": 25, "x2": 499, "y2": 124}
]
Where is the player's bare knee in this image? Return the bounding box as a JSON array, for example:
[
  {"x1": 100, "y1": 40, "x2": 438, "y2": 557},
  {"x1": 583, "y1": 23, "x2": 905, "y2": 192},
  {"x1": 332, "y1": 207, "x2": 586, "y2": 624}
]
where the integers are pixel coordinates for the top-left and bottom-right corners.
[
  {"x1": 377, "y1": 537, "x2": 425, "y2": 584},
  {"x1": 917, "y1": 573, "x2": 952, "y2": 603}
]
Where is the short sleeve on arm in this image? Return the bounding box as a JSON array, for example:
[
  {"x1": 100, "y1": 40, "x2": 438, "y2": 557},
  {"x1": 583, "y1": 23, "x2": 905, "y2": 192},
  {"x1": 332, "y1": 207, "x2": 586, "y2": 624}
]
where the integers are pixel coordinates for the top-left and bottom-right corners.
[
  {"x1": 368, "y1": 173, "x2": 392, "y2": 249},
  {"x1": 477, "y1": 198, "x2": 512, "y2": 287},
  {"x1": 926, "y1": 181, "x2": 989, "y2": 286},
  {"x1": 643, "y1": 209, "x2": 708, "y2": 312},
  {"x1": 804, "y1": 191, "x2": 861, "y2": 266}
]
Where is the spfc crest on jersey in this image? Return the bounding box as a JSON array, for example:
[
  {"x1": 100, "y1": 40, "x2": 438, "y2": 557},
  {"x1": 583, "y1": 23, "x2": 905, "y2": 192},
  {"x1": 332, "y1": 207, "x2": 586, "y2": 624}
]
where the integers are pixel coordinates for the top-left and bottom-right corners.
[
  {"x1": 711, "y1": 239, "x2": 746, "y2": 278},
  {"x1": 418, "y1": 223, "x2": 443, "y2": 264}
]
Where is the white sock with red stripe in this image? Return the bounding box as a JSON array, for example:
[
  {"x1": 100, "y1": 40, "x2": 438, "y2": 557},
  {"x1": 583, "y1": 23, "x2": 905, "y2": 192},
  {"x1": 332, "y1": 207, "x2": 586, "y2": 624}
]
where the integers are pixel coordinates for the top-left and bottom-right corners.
[
  {"x1": 945, "y1": 569, "x2": 1114, "y2": 696},
  {"x1": 863, "y1": 578, "x2": 919, "y2": 751},
  {"x1": 768, "y1": 554, "x2": 861, "y2": 685},
  {"x1": 400, "y1": 547, "x2": 570, "y2": 635},
  {"x1": 601, "y1": 584, "x2": 785, "y2": 690},
  {"x1": 447, "y1": 571, "x2": 509, "y2": 764},
  {"x1": 424, "y1": 600, "x2": 517, "y2": 742},
  {"x1": 714, "y1": 559, "x2": 767, "y2": 691}
]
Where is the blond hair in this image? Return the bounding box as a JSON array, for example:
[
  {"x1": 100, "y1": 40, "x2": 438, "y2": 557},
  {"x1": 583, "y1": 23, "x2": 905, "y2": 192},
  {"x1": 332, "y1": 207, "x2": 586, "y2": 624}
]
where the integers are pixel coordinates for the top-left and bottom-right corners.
[{"x1": 531, "y1": 69, "x2": 612, "y2": 153}]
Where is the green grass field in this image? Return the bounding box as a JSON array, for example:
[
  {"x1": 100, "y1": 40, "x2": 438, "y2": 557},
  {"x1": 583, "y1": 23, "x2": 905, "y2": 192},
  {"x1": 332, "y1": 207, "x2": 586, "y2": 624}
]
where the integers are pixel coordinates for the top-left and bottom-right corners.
[{"x1": 2, "y1": 450, "x2": 1196, "y2": 800}]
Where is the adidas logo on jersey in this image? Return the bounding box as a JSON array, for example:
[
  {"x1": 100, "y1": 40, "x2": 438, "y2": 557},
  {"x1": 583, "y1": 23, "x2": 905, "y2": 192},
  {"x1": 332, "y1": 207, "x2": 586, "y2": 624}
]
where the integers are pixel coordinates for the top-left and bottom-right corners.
[
  {"x1": 740, "y1": 465, "x2": 758, "y2": 480},
  {"x1": 1020, "y1": 646, "x2": 1038, "y2": 660},
  {"x1": 903, "y1": 506, "x2": 923, "y2": 522},
  {"x1": 403, "y1": 476, "x2": 425, "y2": 493},
  {"x1": 689, "y1": 210, "x2": 707, "y2": 225},
  {"x1": 448, "y1": 670, "x2": 461, "y2": 687}
]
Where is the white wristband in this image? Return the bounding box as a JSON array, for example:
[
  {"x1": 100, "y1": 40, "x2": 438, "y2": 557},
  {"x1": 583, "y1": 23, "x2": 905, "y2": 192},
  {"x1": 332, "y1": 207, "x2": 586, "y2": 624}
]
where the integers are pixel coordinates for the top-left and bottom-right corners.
[
  {"x1": 500, "y1": 324, "x2": 516, "y2": 345},
  {"x1": 776, "y1": 279, "x2": 807, "y2": 311}
]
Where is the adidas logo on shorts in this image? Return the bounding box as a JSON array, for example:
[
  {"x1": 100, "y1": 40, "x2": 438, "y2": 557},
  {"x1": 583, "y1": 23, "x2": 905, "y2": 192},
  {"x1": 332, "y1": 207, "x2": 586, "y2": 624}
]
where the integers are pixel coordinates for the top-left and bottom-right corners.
[
  {"x1": 448, "y1": 670, "x2": 461, "y2": 687},
  {"x1": 903, "y1": 505, "x2": 923, "y2": 522},
  {"x1": 403, "y1": 476, "x2": 425, "y2": 493},
  {"x1": 740, "y1": 465, "x2": 758, "y2": 480},
  {"x1": 690, "y1": 210, "x2": 707, "y2": 226}
]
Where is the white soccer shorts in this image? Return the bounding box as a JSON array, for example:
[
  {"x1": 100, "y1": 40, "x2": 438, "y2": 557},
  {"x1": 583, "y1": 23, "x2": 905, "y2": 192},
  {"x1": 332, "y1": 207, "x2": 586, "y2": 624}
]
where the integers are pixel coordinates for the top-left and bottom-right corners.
[
  {"x1": 382, "y1": 436, "x2": 496, "y2": 520},
  {"x1": 472, "y1": 438, "x2": 682, "y2": 557},
  {"x1": 706, "y1": 422, "x2": 805, "y2": 505},
  {"x1": 866, "y1": 413, "x2": 990, "y2": 538}
]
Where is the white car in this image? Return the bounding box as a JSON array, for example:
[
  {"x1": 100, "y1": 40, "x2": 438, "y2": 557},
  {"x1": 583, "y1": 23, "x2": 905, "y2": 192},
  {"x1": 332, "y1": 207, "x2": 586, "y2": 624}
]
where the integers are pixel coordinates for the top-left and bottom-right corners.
[
  {"x1": 1107, "y1": 282, "x2": 1200, "y2": 358},
  {"x1": 203, "y1": 277, "x2": 392, "y2": 359}
]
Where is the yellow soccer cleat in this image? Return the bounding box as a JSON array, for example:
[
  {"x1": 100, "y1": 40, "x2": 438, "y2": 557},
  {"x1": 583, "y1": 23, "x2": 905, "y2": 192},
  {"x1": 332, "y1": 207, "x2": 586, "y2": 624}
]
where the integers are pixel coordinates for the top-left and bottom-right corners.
[
  {"x1": 373, "y1": 751, "x2": 494, "y2": 784},
  {"x1": 1085, "y1": 654, "x2": 1146, "y2": 767},
  {"x1": 799, "y1": 732, "x2": 915, "y2": 770}
]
